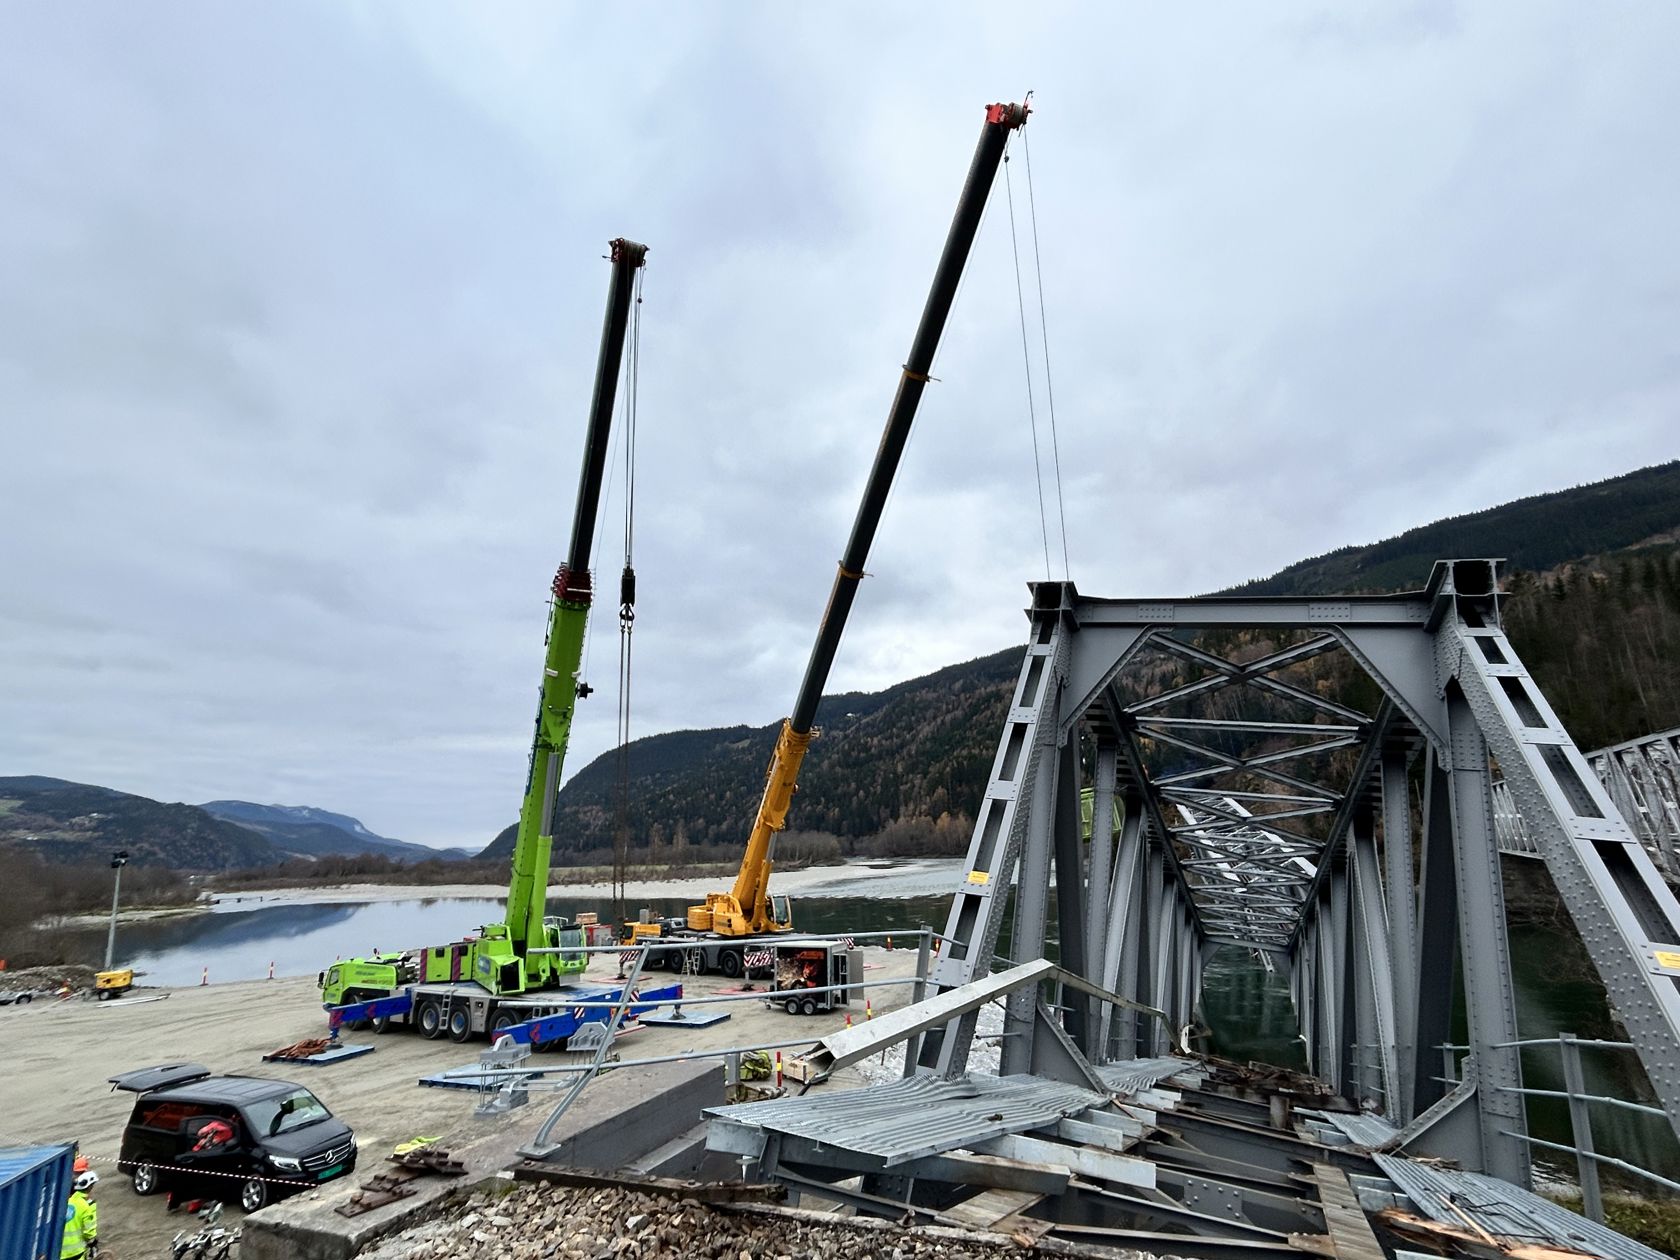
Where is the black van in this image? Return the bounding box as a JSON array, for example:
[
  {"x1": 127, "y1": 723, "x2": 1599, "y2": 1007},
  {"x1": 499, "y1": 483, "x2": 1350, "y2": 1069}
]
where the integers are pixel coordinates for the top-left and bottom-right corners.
[{"x1": 110, "y1": 1063, "x2": 357, "y2": 1211}]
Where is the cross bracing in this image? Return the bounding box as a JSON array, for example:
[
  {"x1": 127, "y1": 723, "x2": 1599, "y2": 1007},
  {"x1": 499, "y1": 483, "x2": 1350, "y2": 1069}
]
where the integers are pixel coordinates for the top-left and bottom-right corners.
[{"x1": 913, "y1": 559, "x2": 1680, "y2": 1193}]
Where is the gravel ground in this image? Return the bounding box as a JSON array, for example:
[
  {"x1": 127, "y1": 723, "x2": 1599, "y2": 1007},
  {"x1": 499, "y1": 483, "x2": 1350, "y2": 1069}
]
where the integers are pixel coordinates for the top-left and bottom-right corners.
[{"x1": 362, "y1": 1181, "x2": 1157, "y2": 1260}]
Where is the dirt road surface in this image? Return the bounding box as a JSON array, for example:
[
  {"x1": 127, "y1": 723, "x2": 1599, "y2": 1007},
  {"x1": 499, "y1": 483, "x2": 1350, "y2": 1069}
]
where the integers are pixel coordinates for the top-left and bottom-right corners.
[{"x1": 0, "y1": 948, "x2": 919, "y2": 1259}]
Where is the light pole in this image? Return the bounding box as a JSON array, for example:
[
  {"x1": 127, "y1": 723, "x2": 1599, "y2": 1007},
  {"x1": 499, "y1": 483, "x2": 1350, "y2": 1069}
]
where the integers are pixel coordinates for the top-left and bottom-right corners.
[{"x1": 104, "y1": 851, "x2": 129, "y2": 972}]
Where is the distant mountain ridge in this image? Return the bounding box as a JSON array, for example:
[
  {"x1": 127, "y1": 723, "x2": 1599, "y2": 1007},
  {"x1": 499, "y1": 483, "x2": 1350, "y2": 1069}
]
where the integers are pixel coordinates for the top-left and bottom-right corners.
[
  {"x1": 0, "y1": 776, "x2": 278, "y2": 869},
  {"x1": 0, "y1": 779, "x2": 469, "y2": 870},
  {"x1": 199, "y1": 800, "x2": 468, "y2": 863},
  {"x1": 486, "y1": 458, "x2": 1680, "y2": 862},
  {"x1": 1226, "y1": 461, "x2": 1680, "y2": 597}
]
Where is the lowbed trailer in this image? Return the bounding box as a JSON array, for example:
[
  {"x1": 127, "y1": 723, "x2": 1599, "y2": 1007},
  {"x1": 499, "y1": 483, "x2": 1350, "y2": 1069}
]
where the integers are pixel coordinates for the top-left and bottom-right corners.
[{"x1": 326, "y1": 980, "x2": 681, "y2": 1047}]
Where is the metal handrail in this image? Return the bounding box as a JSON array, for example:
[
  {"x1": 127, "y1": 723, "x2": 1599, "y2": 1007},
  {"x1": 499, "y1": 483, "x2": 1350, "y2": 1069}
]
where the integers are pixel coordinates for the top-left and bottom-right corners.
[
  {"x1": 1439, "y1": 1032, "x2": 1679, "y2": 1224},
  {"x1": 1500, "y1": 1131, "x2": 1680, "y2": 1195}
]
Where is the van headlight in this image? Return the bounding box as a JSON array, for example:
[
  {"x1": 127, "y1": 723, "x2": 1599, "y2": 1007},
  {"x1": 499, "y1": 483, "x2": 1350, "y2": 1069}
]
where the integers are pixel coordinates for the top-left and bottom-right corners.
[{"x1": 269, "y1": 1155, "x2": 302, "y2": 1172}]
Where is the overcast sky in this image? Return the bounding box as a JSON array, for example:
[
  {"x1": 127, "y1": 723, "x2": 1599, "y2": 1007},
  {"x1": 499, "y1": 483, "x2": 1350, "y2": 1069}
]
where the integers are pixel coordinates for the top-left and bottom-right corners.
[{"x1": 4, "y1": 4, "x2": 1677, "y2": 848}]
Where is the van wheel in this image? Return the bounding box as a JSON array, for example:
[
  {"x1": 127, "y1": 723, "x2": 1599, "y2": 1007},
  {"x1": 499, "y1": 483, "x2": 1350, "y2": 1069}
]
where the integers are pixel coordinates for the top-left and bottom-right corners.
[
  {"x1": 719, "y1": 950, "x2": 742, "y2": 979},
  {"x1": 416, "y1": 999, "x2": 444, "y2": 1039},
  {"x1": 784, "y1": 998, "x2": 800, "y2": 1015},
  {"x1": 240, "y1": 1176, "x2": 269, "y2": 1212},
  {"x1": 447, "y1": 1007, "x2": 473, "y2": 1043},
  {"x1": 130, "y1": 1163, "x2": 160, "y2": 1196},
  {"x1": 14, "y1": 993, "x2": 31, "y2": 1005}
]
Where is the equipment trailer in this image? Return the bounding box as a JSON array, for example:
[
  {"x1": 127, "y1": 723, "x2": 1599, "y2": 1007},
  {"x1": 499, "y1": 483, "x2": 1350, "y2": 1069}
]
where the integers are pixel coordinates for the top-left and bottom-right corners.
[{"x1": 327, "y1": 979, "x2": 682, "y2": 1047}]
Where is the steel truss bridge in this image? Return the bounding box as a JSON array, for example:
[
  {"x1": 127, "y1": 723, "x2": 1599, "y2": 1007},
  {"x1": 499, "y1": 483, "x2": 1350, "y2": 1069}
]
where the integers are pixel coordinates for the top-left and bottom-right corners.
[{"x1": 711, "y1": 560, "x2": 1680, "y2": 1258}]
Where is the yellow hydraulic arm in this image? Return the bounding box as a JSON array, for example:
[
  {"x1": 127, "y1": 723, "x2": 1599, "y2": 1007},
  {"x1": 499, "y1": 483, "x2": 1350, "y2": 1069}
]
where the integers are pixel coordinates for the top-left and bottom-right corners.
[{"x1": 688, "y1": 100, "x2": 1030, "y2": 938}]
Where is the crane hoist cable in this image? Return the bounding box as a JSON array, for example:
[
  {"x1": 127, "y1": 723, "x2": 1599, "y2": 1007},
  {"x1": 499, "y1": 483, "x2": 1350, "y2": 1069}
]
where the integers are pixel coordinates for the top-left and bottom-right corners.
[
  {"x1": 610, "y1": 266, "x2": 645, "y2": 921},
  {"x1": 1022, "y1": 124, "x2": 1071, "y2": 581},
  {"x1": 1003, "y1": 97, "x2": 1070, "y2": 583}
]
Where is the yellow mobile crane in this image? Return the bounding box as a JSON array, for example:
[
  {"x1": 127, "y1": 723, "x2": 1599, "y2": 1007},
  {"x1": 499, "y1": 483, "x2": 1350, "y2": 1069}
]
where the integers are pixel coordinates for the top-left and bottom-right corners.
[{"x1": 688, "y1": 100, "x2": 1031, "y2": 941}]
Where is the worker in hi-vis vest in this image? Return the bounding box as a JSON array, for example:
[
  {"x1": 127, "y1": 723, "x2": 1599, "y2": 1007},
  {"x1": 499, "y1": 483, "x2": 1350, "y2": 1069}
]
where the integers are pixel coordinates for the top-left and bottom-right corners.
[{"x1": 62, "y1": 1164, "x2": 99, "y2": 1260}]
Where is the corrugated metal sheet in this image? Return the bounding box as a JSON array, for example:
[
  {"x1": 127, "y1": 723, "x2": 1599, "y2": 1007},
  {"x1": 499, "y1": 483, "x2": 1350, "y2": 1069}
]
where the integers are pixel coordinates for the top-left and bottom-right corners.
[
  {"x1": 1374, "y1": 1153, "x2": 1669, "y2": 1260},
  {"x1": 1300, "y1": 1109, "x2": 1401, "y2": 1151},
  {"x1": 708, "y1": 1072, "x2": 1107, "y2": 1166},
  {"x1": 1094, "y1": 1056, "x2": 1196, "y2": 1096},
  {"x1": 0, "y1": 1144, "x2": 73, "y2": 1260}
]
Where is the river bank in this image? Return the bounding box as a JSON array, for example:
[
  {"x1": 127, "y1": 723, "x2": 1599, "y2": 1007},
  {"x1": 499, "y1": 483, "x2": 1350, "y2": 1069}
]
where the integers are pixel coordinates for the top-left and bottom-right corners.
[{"x1": 204, "y1": 856, "x2": 961, "y2": 911}]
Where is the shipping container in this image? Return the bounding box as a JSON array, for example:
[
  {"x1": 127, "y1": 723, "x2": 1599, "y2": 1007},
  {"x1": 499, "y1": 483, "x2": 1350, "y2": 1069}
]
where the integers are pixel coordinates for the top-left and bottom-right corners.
[{"x1": 0, "y1": 1144, "x2": 73, "y2": 1260}]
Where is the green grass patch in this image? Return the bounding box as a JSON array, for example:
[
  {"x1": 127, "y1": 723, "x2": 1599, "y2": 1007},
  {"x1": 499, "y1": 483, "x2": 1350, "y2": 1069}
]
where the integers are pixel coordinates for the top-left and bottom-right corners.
[{"x1": 1548, "y1": 1192, "x2": 1680, "y2": 1254}]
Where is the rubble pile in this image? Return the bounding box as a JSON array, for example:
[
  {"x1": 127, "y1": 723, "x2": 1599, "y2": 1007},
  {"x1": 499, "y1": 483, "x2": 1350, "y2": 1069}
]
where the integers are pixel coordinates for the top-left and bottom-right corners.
[{"x1": 363, "y1": 1182, "x2": 1096, "y2": 1260}]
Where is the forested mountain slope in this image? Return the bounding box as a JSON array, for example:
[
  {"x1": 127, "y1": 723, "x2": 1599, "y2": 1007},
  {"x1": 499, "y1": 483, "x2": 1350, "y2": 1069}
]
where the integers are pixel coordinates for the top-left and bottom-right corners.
[{"x1": 491, "y1": 463, "x2": 1680, "y2": 863}]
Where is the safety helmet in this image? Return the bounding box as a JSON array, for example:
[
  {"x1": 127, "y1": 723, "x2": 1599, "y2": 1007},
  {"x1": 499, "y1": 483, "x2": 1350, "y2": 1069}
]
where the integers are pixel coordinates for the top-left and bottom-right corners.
[
  {"x1": 74, "y1": 1170, "x2": 99, "y2": 1192},
  {"x1": 72, "y1": 1155, "x2": 90, "y2": 1174}
]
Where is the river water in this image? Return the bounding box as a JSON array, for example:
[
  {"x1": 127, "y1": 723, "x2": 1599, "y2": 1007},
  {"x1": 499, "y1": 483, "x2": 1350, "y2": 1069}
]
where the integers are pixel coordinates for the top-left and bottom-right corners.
[{"x1": 57, "y1": 858, "x2": 1680, "y2": 1186}]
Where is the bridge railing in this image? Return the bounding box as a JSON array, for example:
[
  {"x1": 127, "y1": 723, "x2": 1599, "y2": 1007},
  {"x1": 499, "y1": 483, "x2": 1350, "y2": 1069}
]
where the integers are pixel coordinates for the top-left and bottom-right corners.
[
  {"x1": 1493, "y1": 724, "x2": 1680, "y2": 878},
  {"x1": 1440, "y1": 1033, "x2": 1680, "y2": 1222}
]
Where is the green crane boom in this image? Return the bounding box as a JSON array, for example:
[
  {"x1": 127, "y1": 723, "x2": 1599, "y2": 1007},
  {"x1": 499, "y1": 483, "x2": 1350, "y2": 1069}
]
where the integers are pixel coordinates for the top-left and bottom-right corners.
[
  {"x1": 318, "y1": 238, "x2": 647, "y2": 1010},
  {"x1": 504, "y1": 237, "x2": 647, "y2": 973}
]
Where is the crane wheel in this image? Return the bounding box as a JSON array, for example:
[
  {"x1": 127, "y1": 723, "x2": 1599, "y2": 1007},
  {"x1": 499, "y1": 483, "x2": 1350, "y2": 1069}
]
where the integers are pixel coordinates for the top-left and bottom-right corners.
[
  {"x1": 448, "y1": 1007, "x2": 473, "y2": 1042},
  {"x1": 416, "y1": 999, "x2": 444, "y2": 1040},
  {"x1": 371, "y1": 1014, "x2": 393, "y2": 1034},
  {"x1": 720, "y1": 950, "x2": 743, "y2": 979}
]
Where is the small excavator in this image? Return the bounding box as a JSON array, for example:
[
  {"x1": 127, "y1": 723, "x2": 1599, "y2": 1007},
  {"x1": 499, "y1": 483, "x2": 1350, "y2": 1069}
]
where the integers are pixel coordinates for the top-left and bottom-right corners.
[{"x1": 685, "y1": 100, "x2": 1031, "y2": 941}]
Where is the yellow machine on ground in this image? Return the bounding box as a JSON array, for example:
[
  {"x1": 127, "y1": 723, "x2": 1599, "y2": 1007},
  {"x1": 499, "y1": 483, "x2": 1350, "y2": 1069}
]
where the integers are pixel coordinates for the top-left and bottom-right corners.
[{"x1": 95, "y1": 968, "x2": 133, "y2": 1000}]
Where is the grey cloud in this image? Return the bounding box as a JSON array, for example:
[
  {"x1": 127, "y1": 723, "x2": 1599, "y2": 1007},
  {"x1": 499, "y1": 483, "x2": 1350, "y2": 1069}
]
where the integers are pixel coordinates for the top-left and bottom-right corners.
[{"x1": 2, "y1": 3, "x2": 1677, "y2": 846}]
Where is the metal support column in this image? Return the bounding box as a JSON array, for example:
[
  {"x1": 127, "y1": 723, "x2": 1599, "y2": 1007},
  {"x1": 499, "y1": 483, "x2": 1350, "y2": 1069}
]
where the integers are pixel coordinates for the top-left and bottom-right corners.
[
  {"x1": 1411, "y1": 754, "x2": 1459, "y2": 1115},
  {"x1": 1381, "y1": 750, "x2": 1419, "y2": 1122},
  {"x1": 1351, "y1": 818, "x2": 1399, "y2": 1112},
  {"x1": 1002, "y1": 708, "x2": 1062, "y2": 1076},
  {"x1": 1444, "y1": 686, "x2": 1529, "y2": 1184},
  {"x1": 1096, "y1": 804, "x2": 1143, "y2": 1060},
  {"x1": 1086, "y1": 740, "x2": 1119, "y2": 1047},
  {"x1": 1052, "y1": 736, "x2": 1091, "y2": 1054}
]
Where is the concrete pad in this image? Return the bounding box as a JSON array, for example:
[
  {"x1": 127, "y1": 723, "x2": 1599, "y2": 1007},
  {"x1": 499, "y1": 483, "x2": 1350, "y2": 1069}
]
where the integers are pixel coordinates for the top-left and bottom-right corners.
[{"x1": 240, "y1": 1059, "x2": 724, "y2": 1260}]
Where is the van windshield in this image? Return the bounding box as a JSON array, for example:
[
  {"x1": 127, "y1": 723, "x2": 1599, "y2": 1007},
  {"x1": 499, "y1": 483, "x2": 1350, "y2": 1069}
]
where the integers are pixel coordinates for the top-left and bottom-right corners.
[{"x1": 244, "y1": 1088, "x2": 330, "y2": 1137}]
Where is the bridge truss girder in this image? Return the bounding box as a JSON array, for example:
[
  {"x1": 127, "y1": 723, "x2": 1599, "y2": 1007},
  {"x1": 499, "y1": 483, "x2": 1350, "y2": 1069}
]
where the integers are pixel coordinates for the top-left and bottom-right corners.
[{"x1": 917, "y1": 559, "x2": 1680, "y2": 1186}]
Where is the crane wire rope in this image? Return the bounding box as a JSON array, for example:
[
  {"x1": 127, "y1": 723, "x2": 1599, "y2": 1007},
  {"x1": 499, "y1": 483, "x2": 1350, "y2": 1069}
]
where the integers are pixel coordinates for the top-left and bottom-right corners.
[
  {"x1": 1021, "y1": 126, "x2": 1070, "y2": 580},
  {"x1": 611, "y1": 267, "x2": 644, "y2": 923},
  {"x1": 1003, "y1": 138, "x2": 1055, "y2": 581}
]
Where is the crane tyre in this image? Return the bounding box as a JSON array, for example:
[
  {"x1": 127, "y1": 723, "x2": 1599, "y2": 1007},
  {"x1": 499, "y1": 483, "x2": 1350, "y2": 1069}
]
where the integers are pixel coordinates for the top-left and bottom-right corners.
[
  {"x1": 416, "y1": 999, "x2": 444, "y2": 1040},
  {"x1": 371, "y1": 1014, "x2": 393, "y2": 1034},
  {"x1": 719, "y1": 950, "x2": 742, "y2": 979},
  {"x1": 447, "y1": 1007, "x2": 473, "y2": 1043},
  {"x1": 489, "y1": 1011, "x2": 520, "y2": 1040},
  {"x1": 688, "y1": 949, "x2": 709, "y2": 977}
]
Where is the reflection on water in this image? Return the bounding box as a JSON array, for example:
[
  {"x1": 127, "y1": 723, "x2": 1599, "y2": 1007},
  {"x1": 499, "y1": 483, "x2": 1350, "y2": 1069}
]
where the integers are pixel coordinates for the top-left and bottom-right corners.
[{"x1": 64, "y1": 891, "x2": 954, "y2": 989}]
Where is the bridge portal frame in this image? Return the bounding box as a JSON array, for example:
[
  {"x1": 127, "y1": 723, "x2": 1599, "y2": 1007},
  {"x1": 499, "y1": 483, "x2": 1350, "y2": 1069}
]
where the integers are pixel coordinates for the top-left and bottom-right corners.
[{"x1": 917, "y1": 559, "x2": 1680, "y2": 1185}]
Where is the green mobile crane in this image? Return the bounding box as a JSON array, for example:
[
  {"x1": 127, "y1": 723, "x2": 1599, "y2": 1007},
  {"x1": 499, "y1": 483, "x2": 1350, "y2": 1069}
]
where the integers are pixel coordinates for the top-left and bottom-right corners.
[{"x1": 323, "y1": 238, "x2": 648, "y2": 1011}]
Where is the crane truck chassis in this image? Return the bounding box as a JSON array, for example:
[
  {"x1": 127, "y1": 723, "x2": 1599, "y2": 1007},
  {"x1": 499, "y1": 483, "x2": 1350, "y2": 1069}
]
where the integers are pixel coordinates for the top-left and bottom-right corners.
[{"x1": 324, "y1": 973, "x2": 682, "y2": 1048}]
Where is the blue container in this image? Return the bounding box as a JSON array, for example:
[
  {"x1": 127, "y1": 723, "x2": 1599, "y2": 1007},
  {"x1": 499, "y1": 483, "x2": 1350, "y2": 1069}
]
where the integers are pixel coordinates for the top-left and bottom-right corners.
[{"x1": 0, "y1": 1144, "x2": 73, "y2": 1260}]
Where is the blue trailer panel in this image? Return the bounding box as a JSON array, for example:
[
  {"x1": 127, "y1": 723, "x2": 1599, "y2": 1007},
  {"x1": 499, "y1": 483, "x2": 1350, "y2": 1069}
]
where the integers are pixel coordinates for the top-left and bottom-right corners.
[
  {"x1": 504, "y1": 982, "x2": 684, "y2": 1046},
  {"x1": 0, "y1": 1144, "x2": 73, "y2": 1260}
]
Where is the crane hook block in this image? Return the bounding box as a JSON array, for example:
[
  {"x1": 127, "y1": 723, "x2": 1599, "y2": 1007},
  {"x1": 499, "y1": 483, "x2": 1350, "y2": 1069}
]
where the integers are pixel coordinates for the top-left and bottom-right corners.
[{"x1": 619, "y1": 564, "x2": 636, "y2": 610}]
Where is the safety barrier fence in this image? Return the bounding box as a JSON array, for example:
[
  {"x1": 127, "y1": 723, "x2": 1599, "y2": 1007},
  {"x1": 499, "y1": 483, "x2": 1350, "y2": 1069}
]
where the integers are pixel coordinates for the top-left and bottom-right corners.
[{"x1": 1440, "y1": 1034, "x2": 1680, "y2": 1222}]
